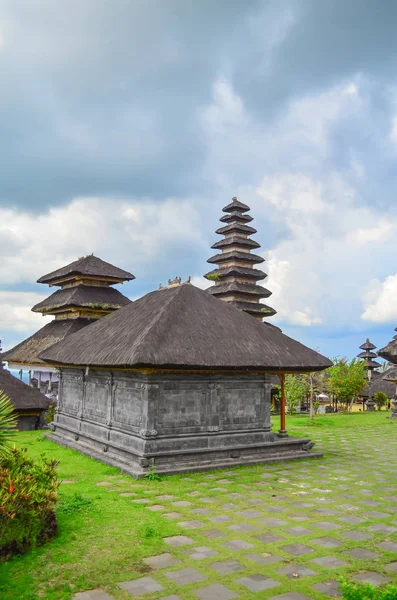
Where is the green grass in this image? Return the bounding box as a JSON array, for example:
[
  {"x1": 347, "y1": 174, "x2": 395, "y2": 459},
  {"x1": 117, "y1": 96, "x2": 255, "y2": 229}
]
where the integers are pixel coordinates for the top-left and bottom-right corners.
[{"x1": 1, "y1": 411, "x2": 396, "y2": 600}]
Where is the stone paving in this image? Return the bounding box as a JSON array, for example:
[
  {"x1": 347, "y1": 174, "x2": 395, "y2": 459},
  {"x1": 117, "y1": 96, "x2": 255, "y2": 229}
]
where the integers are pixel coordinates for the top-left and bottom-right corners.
[{"x1": 73, "y1": 421, "x2": 397, "y2": 599}]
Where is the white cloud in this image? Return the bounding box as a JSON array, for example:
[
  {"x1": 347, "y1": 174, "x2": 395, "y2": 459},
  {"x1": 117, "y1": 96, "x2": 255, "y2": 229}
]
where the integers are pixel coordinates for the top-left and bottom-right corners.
[
  {"x1": 0, "y1": 291, "x2": 50, "y2": 337},
  {"x1": 0, "y1": 196, "x2": 205, "y2": 285},
  {"x1": 362, "y1": 275, "x2": 397, "y2": 323}
]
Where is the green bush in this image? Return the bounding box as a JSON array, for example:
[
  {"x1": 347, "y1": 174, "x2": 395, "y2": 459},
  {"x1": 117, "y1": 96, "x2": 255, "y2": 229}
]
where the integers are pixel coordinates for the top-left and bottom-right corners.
[
  {"x1": 0, "y1": 446, "x2": 59, "y2": 562},
  {"x1": 44, "y1": 403, "x2": 56, "y2": 424},
  {"x1": 0, "y1": 391, "x2": 17, "y2": 450},
  {"x1": 341, "y1": 581, "x2": 397, "y2": 599},
  {"x1": 374, "y1": 391, "x2": 388, "y2": 411}
]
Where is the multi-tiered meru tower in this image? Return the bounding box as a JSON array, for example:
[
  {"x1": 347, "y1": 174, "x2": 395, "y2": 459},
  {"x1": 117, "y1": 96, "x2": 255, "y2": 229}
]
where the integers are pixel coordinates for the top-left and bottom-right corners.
[{"x1": 204, "y1": 197, "x2": 276, "y2": 320}]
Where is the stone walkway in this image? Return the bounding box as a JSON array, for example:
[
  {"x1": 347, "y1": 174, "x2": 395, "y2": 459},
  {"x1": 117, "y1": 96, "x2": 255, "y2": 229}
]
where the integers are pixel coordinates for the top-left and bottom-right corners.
[{"x1": 72, "y1": 422, "x2": 397, "y2": 599}]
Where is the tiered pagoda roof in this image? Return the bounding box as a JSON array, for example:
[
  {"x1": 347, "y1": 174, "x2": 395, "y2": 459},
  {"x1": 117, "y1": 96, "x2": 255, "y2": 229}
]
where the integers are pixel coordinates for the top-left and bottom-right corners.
[
  {"x1": 204, "y1": 197, "x2": 276, "y2": 319},
  {"x1": 357, "y1": 338, "x2": 381, "y2": 370},
  {"x1": 2, "y1": 255, "x2": 134, "y2": 369}
]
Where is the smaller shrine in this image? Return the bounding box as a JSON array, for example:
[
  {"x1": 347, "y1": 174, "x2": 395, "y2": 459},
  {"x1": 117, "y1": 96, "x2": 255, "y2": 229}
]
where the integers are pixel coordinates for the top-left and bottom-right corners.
[
  {"x1": 357, "y1": 338, "x2": 380, "y2": 411},
  {"x1": 205, "y1": 197, "x2": 276, "y2": 319},
  {"x1": 0, "y1": 340, "x2": 50, "y2": 430},
  {"x1": 2, "y1": 254, "x2": 134, "y2": 395}
]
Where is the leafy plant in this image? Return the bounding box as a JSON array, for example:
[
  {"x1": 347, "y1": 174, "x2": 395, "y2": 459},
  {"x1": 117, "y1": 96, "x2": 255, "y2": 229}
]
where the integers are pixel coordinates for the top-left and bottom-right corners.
[
  {"x1": 374, "y1": 391, "x2": 388, "y2": 411},
  {"x1": 44, "y1": 404, "x2": 55, "y2": 424},
  {"x1": 144, "y1": 467, "x2": 161, "y2": 481},
  {"x1": 205, "y1": 273, "x2": 222, "y2": 281},
  {"x1": 327, "y1": 358, "x2": 367, "y2": 410},
  {"x1": 285, "y1": 374, "x2": 307, "y2": 414},
  {"x1": 0, "y1": 446, "x2": 59, "y2": 561},
  {"x1": 313, "y1": 400, "x2": 321, "y2": 414},
  {"x1": 0, "y1": 391, "x2": 17, "y2": 451},
  {"x1": 341, "y1": 580, "x2": 397, "y2": 599}
]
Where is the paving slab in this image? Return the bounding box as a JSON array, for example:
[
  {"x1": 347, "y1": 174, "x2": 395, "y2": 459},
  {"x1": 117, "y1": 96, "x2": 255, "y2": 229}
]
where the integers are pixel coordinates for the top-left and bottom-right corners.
[
  {"x1": 310, "y1": 555, "x2": 348, "y2": 568},
  {"x1": 260, "y1": 518, "x2": 288, "y2": 527},
  {"x1": 310, "y1": 536, "x2": 341, "y2": 549},
  {"x1": 210, "y1": 560, "x2": 246, "y2": 574},
  {"x1": 165, "y1": 567, "x2": 206, "y2": 585},
  {"x1": 353, "y1": 571, "x2": 391, "y2": 586},
  {"x1": 73, "y1": 591, "x2": 114, "y2": 600},
  {"x1": 227, "y1": 523, "x2": 256, "y2": 533},
  {"x1": 224, "y1": 539, "x2": 254, "y2": 551},
  {"x1": 385, "y1": 561, "x2": 397, "y2": 573},
  {"x1": 163, "y1": 535, "x2": 194, "y2": 547},
  {"x1": 177, "y1": 520, "x2": 205, "y2": 529},
  {"x1": 270, "y1": 592, "x2": 314, "y2": 599},
  {"x1": 193, "y1": 584, "x2": 239, "y2": 600},
  {"x1": 345, "y1": 548, "x2": 380, "y2": 560},
  {"x1": 245, "y1": 553, "x2": 284, "y2": 564},
  {"x1": 368, "y1": 524, "x2": 397, "y2": 534},
  {"x1": 377, "y1": 541, "x2": 397, "y2": 552},
  {"x1": 202, "y1": 528, "x2": 225, "y2": 538},
  {"x1": 254, "y1": 532, "x2": 284, "y2": 543},
  {"x1": 281, "y1": 543, "x2": 314, "y2": 556},
  {"x1": 340, "y1": 530, "x2": 372, "y2": 541},
  {"x1": 119, "y1": 576, "x2": 164, "y2": 596},
  {"x1": 186, "y1": 546, "x2": 219, "y2": 560},
  {"x1": 284, "y1": 526, "x2": 313, "y2": 537},
  {"x1": 278, "y1": 564, "x2": 316, "y2": 578},
  {"x1": 236, "y1": 574, "x2": 280, "y2": 592},
  {"x1": 143, "y1": 553, "x2": 181, "y2": 569},
  {"x1": 312, "y1": 580, "x2": 341, "y2": 597}
]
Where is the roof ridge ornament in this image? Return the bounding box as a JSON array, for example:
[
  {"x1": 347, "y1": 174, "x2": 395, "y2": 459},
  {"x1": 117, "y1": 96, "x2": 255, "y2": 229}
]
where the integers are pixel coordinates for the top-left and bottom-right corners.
[{"x1": 159, "y1": 276, "x2": 191, "y2": 290}]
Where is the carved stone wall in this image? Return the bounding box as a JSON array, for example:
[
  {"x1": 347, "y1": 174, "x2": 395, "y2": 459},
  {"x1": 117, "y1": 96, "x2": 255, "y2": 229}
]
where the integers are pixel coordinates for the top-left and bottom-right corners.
[{"x1": 50, "y1": 369, "x2": 320, "y2": 476}]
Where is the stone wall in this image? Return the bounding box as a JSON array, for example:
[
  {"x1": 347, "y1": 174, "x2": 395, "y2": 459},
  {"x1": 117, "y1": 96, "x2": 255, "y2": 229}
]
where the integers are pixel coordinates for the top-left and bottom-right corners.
[{"x1": 50, "y1": 368, "x2": 319, "y2": 476}]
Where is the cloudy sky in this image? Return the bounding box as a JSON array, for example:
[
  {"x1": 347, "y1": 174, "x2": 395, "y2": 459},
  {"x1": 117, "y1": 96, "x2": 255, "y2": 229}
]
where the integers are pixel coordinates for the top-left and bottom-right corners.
[{"x1": 1, "y1": 0, "x2": 397, "y2": 360}]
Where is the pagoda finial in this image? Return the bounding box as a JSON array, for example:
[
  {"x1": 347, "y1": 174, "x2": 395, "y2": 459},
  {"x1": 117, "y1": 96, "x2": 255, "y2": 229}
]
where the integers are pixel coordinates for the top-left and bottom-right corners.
[{"x1": 204, "y1": 197, "x2": 276, "y2": 320}]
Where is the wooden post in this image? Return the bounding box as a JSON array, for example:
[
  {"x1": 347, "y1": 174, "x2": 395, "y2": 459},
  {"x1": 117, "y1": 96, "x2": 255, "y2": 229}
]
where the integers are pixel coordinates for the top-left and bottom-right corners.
[
  {"x1": 278, "y1": 373, "x2": 288, "y2": 437},
  {"x1": 38, "y1": 371, "x2": 42, "y2": 392},
  {"x1": 48, "y1": 372, "x2": 53, "y2": 393},
  {"x1": 28, "y1": 370, "x2": 32, "y2": 386},
  {"x1": 19, "y1": 369, "x2": 23, "y2": 381}
]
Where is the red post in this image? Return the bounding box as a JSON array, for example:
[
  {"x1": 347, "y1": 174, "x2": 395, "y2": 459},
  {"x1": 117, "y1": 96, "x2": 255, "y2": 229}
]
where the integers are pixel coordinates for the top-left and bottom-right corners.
[{"x1": 278, "y1": 373, "x2": 288, "y2": 437}]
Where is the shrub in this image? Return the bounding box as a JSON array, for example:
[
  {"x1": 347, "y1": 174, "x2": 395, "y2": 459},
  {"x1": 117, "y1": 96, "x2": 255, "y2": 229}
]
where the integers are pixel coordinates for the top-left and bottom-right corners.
[
  {"x1": 374, "y1": 391, "x2": 388, "y2": 411},
  {"x1": 0, "y1": 446, "x2": 59, "y2": 562},
  {"x1": 341, "y1": 581, "x2": 397, "y2": 599},
  {"x1": 0, "y1": 391, "x2": 18, "y2": 450},
  {"x1": 44, "y1": 403, "x2": 56, "y2": 424}
]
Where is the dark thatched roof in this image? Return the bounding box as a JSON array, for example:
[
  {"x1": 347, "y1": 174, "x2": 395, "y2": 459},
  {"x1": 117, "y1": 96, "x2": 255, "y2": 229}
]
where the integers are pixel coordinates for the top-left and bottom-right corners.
[
  {"x1": 383, "y1": 367, "x2": 397, "y2": 383},
  {"x1": 37, "y1": 254, "x2": 135, "y2": 285},
  {"x1": 207, "y1": 251, "x2": 264, "y2": 265},
  {"x1": 223, "y1": 198, "x2": 250, "y2": 213},
  {"x1": 207, "y1": 281, "x2": 272, "y2": 298},
  {"x1": 361, "y1": 369, "x2": 395, "y2": 399},
  {"x1": 228, "y1": 301, "x2": 277, "y2": 318},
  {"x1": 215, "y1": 223, "x2": 257, "y2": 236},
  {"x1": 0, "y1": 368, "x2": 50, "y2": 410},
  {"x1": 40, "y1": 283, "x2": 331, "y2": 372},
  {"x1": 220, "y1": 212, "x2": 253, "y2": 224},
  {"x1": 211, "y1": 236, "x2": 261, "y2": 250},
  {"x1": 1, "y1": 318, "x2": 96, "y2": 366},
  {"x1": 378, "y1": 335, "x2": 397, "y2": 365},
  {"x1": 32, "y1": 286, "x2": 131, "y2": 314},
  {"x1": 205, "y1": 266, "x2": 267, "y2": 281}
]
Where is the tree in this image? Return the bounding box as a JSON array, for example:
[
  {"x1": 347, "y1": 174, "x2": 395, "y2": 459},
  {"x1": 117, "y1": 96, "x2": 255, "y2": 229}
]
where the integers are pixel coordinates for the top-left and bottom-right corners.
[
  {"x1": 285, "y1": 375, "x2": 307, "y2": 414},
  {"x1": 374, "y1": 391, "x2": 388, "y2": 411},
  {"x1": 327, "y1": 358, "x2": 367, "y2": 410}
]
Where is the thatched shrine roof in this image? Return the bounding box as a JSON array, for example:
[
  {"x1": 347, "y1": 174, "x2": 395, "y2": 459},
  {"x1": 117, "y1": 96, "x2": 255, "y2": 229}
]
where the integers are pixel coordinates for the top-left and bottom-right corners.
[
  {"x1": 206, "y1": 281, "x2": 272, "y2": 299},
  {"x1": 32, "y1": 286, "x2": 131, "y2": 314},
  {"x1": 382, "y1": 366, "x2": 397, "y2": 383},
  {"x1": 207, "y1": 251, "x2": 264, "y2": 265},
  {"x1": 40, "y1": 283, "x2": 331, "y2": 372},
  {"x1": 0, "y1": 368, "x2": 50, "y2": 410},
  {"x1": 37, "y1": 254, "x2": 135, "y2": 285},
  {"x1": 1, "y1": 318, "x2": 96, "y2": 366},
  {"x1": 378, "y1": 331, "x2": 397, "y2": 365},
  {"x1": 222, "y1": 198, "x2": 250, "y2": 213},
  {"x1": 361, "y1": 369, "x2": 395, "y2": 398}
]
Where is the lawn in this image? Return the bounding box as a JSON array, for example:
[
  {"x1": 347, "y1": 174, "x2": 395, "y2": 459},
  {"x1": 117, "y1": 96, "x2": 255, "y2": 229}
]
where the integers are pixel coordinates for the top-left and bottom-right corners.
[{"x1": 0, "y1": 411, "x2": 396, "y2": 600}]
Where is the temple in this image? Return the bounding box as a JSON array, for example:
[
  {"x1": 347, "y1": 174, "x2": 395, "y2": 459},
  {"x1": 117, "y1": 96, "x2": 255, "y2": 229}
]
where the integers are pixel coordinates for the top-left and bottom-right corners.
[
  {"x1": 204, "y1": 197, "x2": 276, "y2": 319},
  {"x1": 40, "y1": 269, "x2": 331, "y2": 477},
  {"x1": 2, "y1": 254, "x2": 134, "y2": 395}
]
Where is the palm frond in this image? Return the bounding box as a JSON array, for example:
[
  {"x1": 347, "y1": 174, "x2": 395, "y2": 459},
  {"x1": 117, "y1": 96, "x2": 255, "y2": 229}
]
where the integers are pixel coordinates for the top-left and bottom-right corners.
[{"x1": 0, "y1": 390, "x2": 18, "y2": 449}]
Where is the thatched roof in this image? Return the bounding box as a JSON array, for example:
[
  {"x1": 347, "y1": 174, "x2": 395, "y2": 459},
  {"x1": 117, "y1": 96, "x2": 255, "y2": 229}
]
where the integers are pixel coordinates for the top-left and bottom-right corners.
[
  {"x1": 206, "y1": 281, "x2": 272, "y2": 299},
  {"x1": 37, "y1": 254, "x2": 135, "y2": 285},
  {"x1": 1, "y1": 318, "x2": 96, "y2": 366},
  {"x1": 378, "y1": 333, "x2": 397, "y2": 365},
  {"x1": 32, "y1": 286, "x2": 131, "y2": 314},
  {"x1": 220, "y1": 212, "x2": 253, "y2": 224},
  {"x1": 40, "y1": 283, "x2": 331, "y2": 372},
  {"x1": 211, "y1": 236, "x2": 261, "y2": 250},
  {"x1": 361, "y1": 369, "x2": 395, "y2": 399},
  {"x1": 0, "y1": 368, "x2": 50, "y2": 410},
  {"x1": 223, "y1": 198, "x2": 250, "y2": 213},
  {"x1": 382, "y1": 366, "x2": 397, "y2": 383},
  {"x1": 205, "y1": 266, "x2": 267, "y2": 281},
  {"x1": 216, "y1": 223, "x2": 257, "y2": 236},
  {"x1": 207, "y1": 250, "x2": 264, "y2": 265}
]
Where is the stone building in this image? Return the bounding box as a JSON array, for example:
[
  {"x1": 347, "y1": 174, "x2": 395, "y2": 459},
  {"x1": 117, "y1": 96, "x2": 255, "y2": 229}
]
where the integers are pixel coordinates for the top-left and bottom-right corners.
[{"x1": 41, "y1": 280, "x2": 331, "y2": 477}]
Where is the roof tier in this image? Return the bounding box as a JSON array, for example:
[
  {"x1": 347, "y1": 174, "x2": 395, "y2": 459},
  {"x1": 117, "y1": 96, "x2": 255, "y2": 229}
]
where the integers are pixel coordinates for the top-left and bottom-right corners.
[
  {"x1": 1, "y1": 318, "x2": 96, "y2": 367},
  {"x1": 206, "y1": 281, "x2": 272, "y2": 299},
  {"x1": 40, "y1": 283, "x2": 331, "y2": 372},
  {"x1": 207, "y1": 251, "x2": 264, "y2": 265},
  {"x1": 215, "y1": 223, "x2": 257, "y2": 236},
  {"x1": 378, "y1": 330, "x2": 397, "y2": 365},
  {"x1": 228, "y1": 300, "x2": 277, "y2": 318},
  {"x1": 222, "y1": 197, "x2": 250, "y2": 213},
  {"x1": 205, "y1": 266, "x2": 267, "y2": 281},
  {"x1": 211, "y1": 236, "x2": 261, "y2": 250},
  {"x1": 38, "y1": 254, "x2": 135, "y2": 286},
  {"x1": 361, "y1": 369, "x2": 396, "y2": 398},
  {"x1": 32, "y1": 285, "x2": 131, "y2": 315},
  {"x1": 220, "y1": 212, "x2": 253, "y2": 224}
]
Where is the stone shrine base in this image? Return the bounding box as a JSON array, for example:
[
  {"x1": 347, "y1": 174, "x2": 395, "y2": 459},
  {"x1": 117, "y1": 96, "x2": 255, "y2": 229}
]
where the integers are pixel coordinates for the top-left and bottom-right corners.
[{"x1": 47, "y1": 428, "x2": 321, "y2": 478}]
